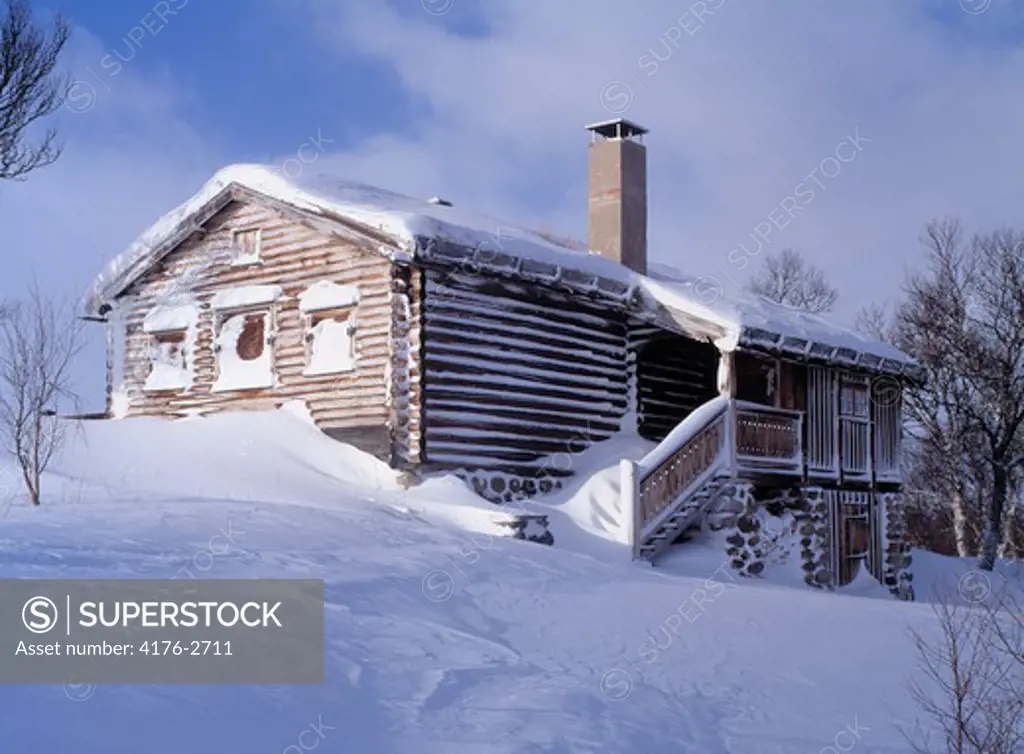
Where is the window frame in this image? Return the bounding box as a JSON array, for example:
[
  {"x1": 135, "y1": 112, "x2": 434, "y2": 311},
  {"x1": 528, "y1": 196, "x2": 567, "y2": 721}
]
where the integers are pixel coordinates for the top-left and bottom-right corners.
[
  {"x1": 141, "y1": 328, "x2": 190, "y2": 392},
  {"x1": 230, "y1": 227, "x2": 263, "y2": 267},
  {"x1": 211, "y1": 305, "x2": 277, "y2": 392},
  {"x1": 301, "y1": 305, "x2": 359, "y2": 377}
]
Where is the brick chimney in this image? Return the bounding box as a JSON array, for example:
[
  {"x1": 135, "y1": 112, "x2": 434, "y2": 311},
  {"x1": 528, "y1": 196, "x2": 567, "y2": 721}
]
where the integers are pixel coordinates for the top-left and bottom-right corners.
[{"x1": 585, "y1": 118, "x2": 648, "y2": 274}]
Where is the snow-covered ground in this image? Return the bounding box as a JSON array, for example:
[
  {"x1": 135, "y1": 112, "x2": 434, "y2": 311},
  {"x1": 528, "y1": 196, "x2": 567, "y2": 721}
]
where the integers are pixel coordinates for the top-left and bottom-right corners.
[{"x1": 0, "y1": 409, "x2": 1020, "y2": 753}]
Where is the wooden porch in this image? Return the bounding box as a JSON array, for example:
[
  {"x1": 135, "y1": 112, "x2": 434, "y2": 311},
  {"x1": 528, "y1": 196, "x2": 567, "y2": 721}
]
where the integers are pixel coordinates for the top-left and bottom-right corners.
[
  {"x1": 626, "y1": 340, "x2": 905, "y2": 565},
  {"x1": 633, "y1": 340, "x2": 903, "y2": 488}
]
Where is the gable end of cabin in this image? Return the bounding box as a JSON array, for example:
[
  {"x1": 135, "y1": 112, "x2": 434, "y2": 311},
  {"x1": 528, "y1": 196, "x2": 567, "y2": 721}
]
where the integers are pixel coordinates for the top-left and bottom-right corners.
[{"x1": 101, "y1": 195, "x2": 423, "y2": 464}]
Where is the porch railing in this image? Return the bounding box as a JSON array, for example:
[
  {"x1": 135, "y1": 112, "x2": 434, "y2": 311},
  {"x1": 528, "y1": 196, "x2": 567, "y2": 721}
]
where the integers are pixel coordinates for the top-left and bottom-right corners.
[
  {"x1": 626, "y1": 398, "x2": 806, "y2": 558},
  {"x1": 630, "y1": 397, "x2": 731, "y2": 547},
  {"x1": 734, "y1": 401, "x2": 803, "y2": 473}
]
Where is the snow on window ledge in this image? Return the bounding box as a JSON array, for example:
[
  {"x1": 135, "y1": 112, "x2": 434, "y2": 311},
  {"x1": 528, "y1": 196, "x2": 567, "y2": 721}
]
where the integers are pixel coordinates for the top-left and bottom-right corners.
[
  {"x1": 142, "y1": 331, "x2": 193, "y2": 391},
  {"x1": 143, "y1": 303, "x2": 197, "y2": 333},
  {"x1": 298, "y1": 281, "x2": 361, "y2": 312},
  {"x1": 229, "y1": 256, "x2": 263, "y2": 269},
  {"x1": 210, "y1": 284, "x2": 283, "y2": 310}
]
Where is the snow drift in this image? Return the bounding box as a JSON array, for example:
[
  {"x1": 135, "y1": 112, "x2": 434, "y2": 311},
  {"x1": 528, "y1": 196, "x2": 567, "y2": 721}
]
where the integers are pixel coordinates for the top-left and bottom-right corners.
[{"x1": 0, "y1": 409, "x2": 1019, "y2": 753}]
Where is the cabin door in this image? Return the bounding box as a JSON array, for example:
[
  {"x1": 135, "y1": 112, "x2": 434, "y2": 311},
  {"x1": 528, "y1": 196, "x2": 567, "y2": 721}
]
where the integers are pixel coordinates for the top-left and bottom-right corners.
[{"x1": 830, "y1": 491, "x2": 883, "y2": 586}]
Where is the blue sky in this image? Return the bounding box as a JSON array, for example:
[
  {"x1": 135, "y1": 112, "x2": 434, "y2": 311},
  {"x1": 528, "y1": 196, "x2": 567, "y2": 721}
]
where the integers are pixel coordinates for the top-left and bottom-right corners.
[{"x1": 4, "y1": 0, "x2": 1024, "y2": 408}]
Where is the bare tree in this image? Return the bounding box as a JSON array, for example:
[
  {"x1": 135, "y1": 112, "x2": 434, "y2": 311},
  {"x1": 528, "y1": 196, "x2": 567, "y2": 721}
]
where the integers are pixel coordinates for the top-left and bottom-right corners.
[
  {"x1": 0, "y1": 0, "x2": 70, "y2": 181},
  {"x1": 0, "y1": 286, "x2": 82, "y2": 505},
  {"x1": 906, "y1": 587, "x2": 1024, "y2": 753},
  {"x1": 893, "y1": 219, "x2": 1024, "y2": 571},
  {"x1": 854, "y1": 302, "x2": 891, "y2": 341},
  {"x1": 745, "y1": 248, "x2": 838, "y2": 314}
]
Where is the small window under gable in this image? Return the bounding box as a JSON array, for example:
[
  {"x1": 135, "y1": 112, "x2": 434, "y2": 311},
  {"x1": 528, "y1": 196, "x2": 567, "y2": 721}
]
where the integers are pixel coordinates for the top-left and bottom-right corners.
[
  {"x1": 231, "y1": 227, "x2": 262, "y2": 266},
  {"x1": 299, "y1": 281, "x2": 361, "y2": 377}
]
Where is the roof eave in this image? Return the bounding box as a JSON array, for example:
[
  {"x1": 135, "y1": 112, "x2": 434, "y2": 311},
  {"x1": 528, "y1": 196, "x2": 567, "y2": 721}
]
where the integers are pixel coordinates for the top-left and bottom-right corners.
[
  {"x1": 735, "y1": 326, "x2": 922, "y2": 382},
  {"x1": 85, "y1": 182, "x2": 412, "y2": 316},
  {"x1": 84, "y1": 186, "x2": 238, "y2": 315}
]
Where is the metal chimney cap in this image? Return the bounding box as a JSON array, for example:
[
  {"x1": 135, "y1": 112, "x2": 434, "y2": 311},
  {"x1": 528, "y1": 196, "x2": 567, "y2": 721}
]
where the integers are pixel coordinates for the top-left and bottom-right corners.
[{"x1": 585, "y1": 118, "x2": 648, "y2": 139}]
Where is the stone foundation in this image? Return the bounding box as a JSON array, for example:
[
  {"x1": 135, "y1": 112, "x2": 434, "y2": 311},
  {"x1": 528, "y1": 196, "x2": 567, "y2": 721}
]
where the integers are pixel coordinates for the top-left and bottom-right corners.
[
  {"x1": 880, "y1": 491, "x2": 914, "y2": 601},
  {"x1": 712, "y1": 484, "x2": 913, "y2": 598},
  {"x1": 718, "y1": 484, "x2": 806, "y2": 579},
  {"x1": 801, "y1": 486, "x2": 835, "y2": 590},
  {"x1": 718, "y1": 483, "x2": 769, "y2": 578},
  {"x1": 496, "y1": 514, "x2": 555, "y2": 546},
  {"x1": 462, "y1": 469, "x2": 563, "y2": 504}
]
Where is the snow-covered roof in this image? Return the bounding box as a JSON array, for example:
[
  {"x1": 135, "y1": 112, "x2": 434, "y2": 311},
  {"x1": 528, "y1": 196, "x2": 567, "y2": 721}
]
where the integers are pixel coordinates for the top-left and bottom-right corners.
[
  {"x1": 85, "y1": 163, "x2": 919, "y2": 380},
  {"x1": 83, "y1": 163, "x2": 630, "y2": 316},
  {"x1": 643, "y1": 265, "x2": 922, "y2": 380}
]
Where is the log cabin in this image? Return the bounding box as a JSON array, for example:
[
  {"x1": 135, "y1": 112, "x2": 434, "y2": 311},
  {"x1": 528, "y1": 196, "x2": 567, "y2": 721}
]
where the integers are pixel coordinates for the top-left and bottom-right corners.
[{"x1": 83, "y1": 118, "x2": 923, "y2": 597}]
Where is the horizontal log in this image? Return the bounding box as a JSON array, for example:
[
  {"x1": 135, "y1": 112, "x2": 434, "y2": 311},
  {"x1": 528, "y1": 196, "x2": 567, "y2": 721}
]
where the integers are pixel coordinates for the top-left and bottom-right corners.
[
  {"x1": 424, "y1": 363, "x2": 627, "y2": 406},
  {"x1": 424, "y1": 344, "x2": 626, "y2": 389},
  {"x1": 426, "y1": 272, "x2": 626, "y2": 337},
  {"x1": 423, "y1": 385, "x2": 624, "y2": 419},
  {"x1": 425, "y1": 399, "x2": 622, "y2": 432},
  {"x1": 424, "y1": 295, "x2": 625, "y2": 348},
  {"x1": 423, "y1": 319, "x2": 626, "y2": 367}
]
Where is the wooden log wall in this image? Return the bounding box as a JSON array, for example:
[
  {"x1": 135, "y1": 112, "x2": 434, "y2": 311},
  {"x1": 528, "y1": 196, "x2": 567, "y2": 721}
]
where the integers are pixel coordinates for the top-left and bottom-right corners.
[
  {"x1": 632, "y1": 329, "x2": 719, "y2": 442},
  {"x1": 420, "y1": 268, "x2": 630, "y2": 478},
  {"x1": 388, "y1": 265, "x2": 424, "y2": 467},
  {"x1": 114, "y1": 198, "x2": 400, "y2": 459}
]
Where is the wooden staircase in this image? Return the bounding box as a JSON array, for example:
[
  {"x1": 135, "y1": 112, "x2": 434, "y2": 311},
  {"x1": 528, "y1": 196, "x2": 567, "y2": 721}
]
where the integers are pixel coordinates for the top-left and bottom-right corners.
[
  {"x1": 622, "y1": 397, "x2": 803, "y2": 565},
  {"x1": 634, "y1": 478, "x2": 728, "y2": 562}
]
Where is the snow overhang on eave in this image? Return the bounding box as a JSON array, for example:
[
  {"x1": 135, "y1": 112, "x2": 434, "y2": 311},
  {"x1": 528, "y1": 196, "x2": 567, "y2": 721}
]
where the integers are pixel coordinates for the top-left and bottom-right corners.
[
  {"x1": 414, "y1": 236, "x2": 639, "y2": 306},
  {"x1": 82, "y1": 187, "x2": 240, "y2": 316},
  {"x1": 83, "y1": 182, "x2": 412, "y2": 318},
  {"x1": 736, "y1": 326, "x2": 926, "y2": 384}
]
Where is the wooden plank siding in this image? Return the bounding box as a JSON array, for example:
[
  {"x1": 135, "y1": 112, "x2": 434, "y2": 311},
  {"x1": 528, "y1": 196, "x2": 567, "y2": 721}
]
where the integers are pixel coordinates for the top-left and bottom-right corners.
[
  {"x1": 420, "y1": 268, "x2": 631, "y2": 477},
  {"x1": 113, "y1": 198, "x2": 404, "y2": 459}
]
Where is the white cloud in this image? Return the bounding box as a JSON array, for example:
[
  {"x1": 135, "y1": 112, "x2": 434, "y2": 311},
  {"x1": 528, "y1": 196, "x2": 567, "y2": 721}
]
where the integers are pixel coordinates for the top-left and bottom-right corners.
[
  {"x1": 300, "y1": 0, "x2": 1024, "y2": 321},
  {"x1": 9, "y1": 2, "x2": 1024, "y2": 408}
]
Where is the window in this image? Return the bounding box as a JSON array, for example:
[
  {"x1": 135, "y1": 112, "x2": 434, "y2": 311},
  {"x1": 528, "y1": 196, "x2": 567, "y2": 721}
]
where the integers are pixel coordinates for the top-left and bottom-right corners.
[
  {"x1": 141, "y1": 304, "x2": 196, "y2": 392},
  {"x1": 212, "y1": 309, "x2": 275, "y2": 391},
  {"x1": 298, "y1": 282, "x2": 361, "y2": 376},
  {"x1": 778, "y1": 361, "x2": 807, "y2": 411},
  {"x1": 303, "y1": 308, "x2": 357, "y2": 376},
  {"x1": 144, "y1": 332, "x2": 188, "y2": 391},
  {"x1": 839, "y1": 374, "x2": 869, "y2": 418},
  {"x1": 231, "y1": 228, "x2": 262, "y2": 266},
  {"x1": 839, "y1": 373, "x2": 870, "y2": 475}
]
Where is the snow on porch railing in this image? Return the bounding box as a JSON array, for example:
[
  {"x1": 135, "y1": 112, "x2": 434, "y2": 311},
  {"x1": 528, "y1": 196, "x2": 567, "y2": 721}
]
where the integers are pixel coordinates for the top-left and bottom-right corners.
[{"x1": 622, "y1": 396, "x2": 732, "y2": 557}]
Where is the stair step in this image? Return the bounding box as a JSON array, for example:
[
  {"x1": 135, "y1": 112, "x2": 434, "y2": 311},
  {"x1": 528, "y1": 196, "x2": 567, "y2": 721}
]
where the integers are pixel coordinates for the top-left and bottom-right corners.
[{"x1": 637, "y1": 475, "x2": 732, "y2": 564}]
